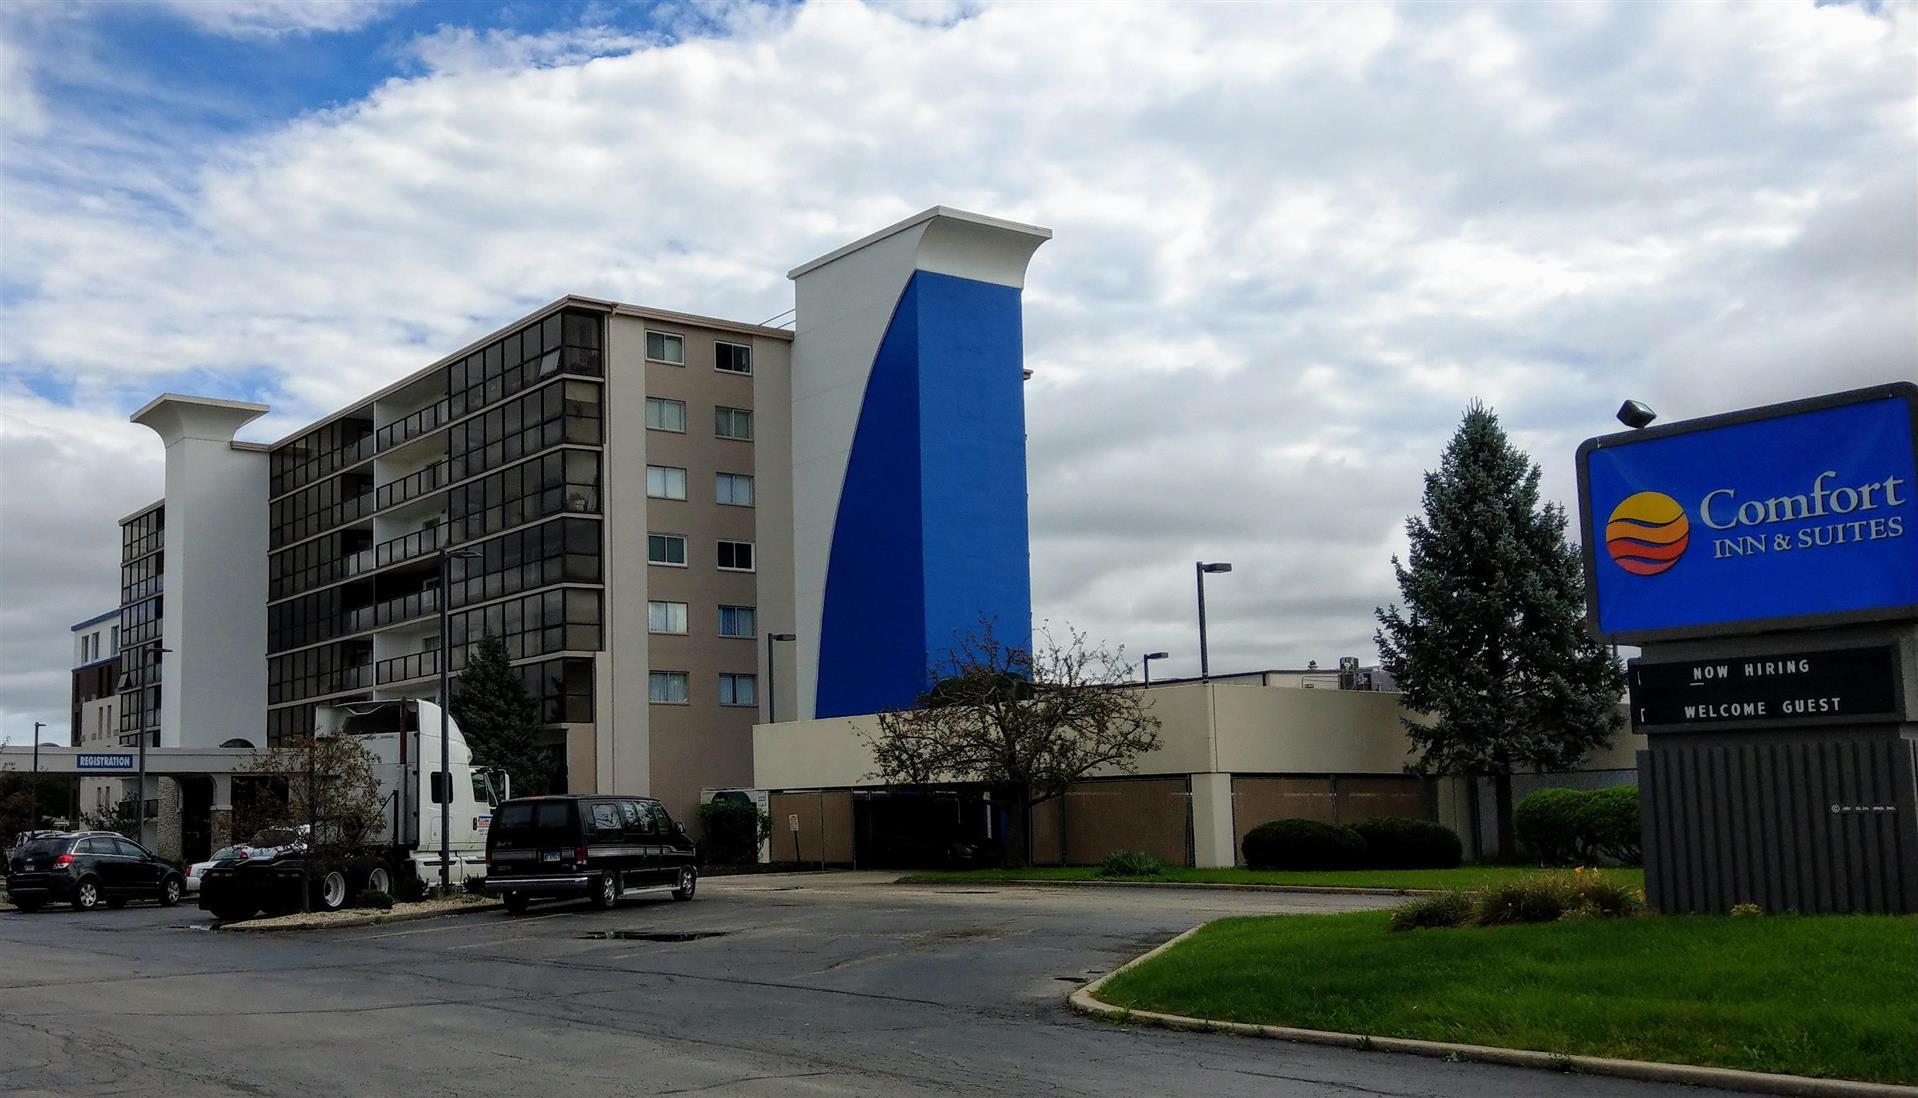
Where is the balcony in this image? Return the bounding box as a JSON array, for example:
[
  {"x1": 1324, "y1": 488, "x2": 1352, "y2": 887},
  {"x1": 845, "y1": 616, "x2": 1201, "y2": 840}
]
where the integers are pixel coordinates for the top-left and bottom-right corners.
[
  {"x1": 352, "y1": 523, "x2": 450, "y2": 574},
  {"x1": 376, "y1": 649, "x2": 439, "y2": 685},
  {"x1": 376, "y1": 461, "x2": 448, "y2": 511},
  {"x1": 376, "y1": 399, "x2": 451, "y2": 452}
]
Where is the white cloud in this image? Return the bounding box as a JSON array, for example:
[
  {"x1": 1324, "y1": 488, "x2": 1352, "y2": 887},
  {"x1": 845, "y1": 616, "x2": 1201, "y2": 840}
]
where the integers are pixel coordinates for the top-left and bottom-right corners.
[
  {"x1": 0, "y1": 0, "x2": 1913, "y2": 732},
  {"x1": 155, "y1": 0, "x2": 412, "y2": 39}
]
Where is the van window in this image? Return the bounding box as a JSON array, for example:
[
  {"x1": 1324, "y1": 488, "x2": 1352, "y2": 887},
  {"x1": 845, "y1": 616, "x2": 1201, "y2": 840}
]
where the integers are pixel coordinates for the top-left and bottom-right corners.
[
  {"x1": 645, "y1": 802, "x2": 673, "y2": 834},
  {"x1": 496, "y1": 800, "x2": 576, "y2": 844},
  {"x1": 618, "y1": 800, "x2": 647, "y2": 833},
  {"x1": 495, "y1": 803, "x2": 534, "y2": 834},
  {"x1": 590, "y1": 802, "x2": 621, "y2": 836}
]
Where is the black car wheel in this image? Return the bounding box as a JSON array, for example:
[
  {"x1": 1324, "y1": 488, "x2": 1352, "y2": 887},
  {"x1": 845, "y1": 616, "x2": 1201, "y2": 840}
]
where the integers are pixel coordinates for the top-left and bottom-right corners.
[
  {"x1": 73, "y1": 877, "x2": 102, "y2": 911},
  {"x1": 502, "y1": 891, "x2": 529, "y2": 914},
  {"x1": 590, "y1": 872, "x2": 618, "y2": 909},
  {"x1": 672, "y1": 865, "x2": 698, "y2": 902},
  {"x1": 159, "y1": 876, "x2": 183, "y2": 907}
]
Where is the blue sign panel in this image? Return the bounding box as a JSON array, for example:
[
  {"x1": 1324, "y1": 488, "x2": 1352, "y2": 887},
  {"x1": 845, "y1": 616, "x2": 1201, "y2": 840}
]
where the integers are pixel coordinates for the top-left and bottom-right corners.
[
  {"x1": 1577, "y1": 384, "x2": 1918, "y2": 641},
  {"x1": 76, "y1": 753, "x2": 134, "y2": 770}
]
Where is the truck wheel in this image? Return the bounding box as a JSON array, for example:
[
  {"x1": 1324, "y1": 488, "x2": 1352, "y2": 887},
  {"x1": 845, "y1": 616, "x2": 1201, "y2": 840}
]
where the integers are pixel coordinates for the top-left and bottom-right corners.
[
  {"x1": 365, "y1": 863, "x2": 394, "y2": 896},
  {"x1": 590, "y1": 872, "x2": 618, "y2": 910},
  {"x1": 672, "y1": 866, "x2": 698, "y2": 902},
  {"x1": 313, "y1": 868, "x2": 349, "y2": 912},
  {"x1": 73, "y1": 877, "x2": 102, "y2": 911},
  {"x1": 503, "y1": 892, "x2": 529, "y2": 915}
]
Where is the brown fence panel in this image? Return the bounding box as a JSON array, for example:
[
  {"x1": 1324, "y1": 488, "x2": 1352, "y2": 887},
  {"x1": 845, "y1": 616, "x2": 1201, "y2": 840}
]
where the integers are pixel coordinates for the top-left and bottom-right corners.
[
  {"x1": 768, "y1": 791, "x2": 855, "y2": 865},
  {"x1": 1049, "y1": 778, "x2": 1190, "y2": 867}
]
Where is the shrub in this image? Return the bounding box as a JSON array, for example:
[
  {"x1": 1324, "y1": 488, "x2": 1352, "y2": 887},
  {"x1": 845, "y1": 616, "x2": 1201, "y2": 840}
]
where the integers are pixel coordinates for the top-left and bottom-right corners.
[
  {"x1": 1352, "y1": 817, "x2": 1462, "y2": 869},
  {"x1": 1514, "y1": 787, "x2": 1589, "y2": 865},
  {"x1": 1242, "y1": 818, "x2": 1368, "y2": 870},
  {"x1": 1472, "y1": 869, "x2": 1642, "y2": 926},
  {"x1": 354, "y1": 888, "x2": 395, "y2": 911},
  {"x1": 1388, "y1": 891, "x2": 1474, "y2": 931},
  {"x1": 1475, "y1": 873, "x2": 1576, "y2": 925},
  {"x1": 1096, "y1": 850, "x2": 1167, "y2": 878},
  {"x1": 698, "y1": 800, "x2": 770, "y2": 866},
  {"x1": 1576, "y1": 785, "x2": 1643, "y2": 866},
  {"x1": 1730, "y1": 902, "x2": 1764, "y2": 918}
]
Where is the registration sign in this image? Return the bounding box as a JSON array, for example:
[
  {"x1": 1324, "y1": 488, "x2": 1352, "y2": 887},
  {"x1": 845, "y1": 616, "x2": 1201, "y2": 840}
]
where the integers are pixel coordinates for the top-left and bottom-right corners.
[{"x1": 76, "y1": 753, "x2": 134, "y2": 770}]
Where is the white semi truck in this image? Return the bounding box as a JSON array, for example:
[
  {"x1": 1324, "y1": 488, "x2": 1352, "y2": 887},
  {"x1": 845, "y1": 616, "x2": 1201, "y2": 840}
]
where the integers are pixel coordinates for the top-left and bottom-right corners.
[{"x1": 199, "y1": 699, "x2": 509, "y2": 918}]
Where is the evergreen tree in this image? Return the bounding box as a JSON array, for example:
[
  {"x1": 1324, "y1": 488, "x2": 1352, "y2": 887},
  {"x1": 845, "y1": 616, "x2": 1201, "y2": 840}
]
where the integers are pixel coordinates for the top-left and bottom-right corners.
[
  {"x1": 448, "y1": 632, "x2": 553, "y2": 796},
  {"x1": 1375, "y1": 402, "x2": 1624, "y2": 858}
]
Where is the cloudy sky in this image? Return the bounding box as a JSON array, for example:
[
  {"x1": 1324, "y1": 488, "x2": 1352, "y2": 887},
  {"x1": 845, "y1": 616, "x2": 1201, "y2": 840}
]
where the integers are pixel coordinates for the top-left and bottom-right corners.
[{"x1": 0, "y1": 0, "x2": 1912, "y2": 739}]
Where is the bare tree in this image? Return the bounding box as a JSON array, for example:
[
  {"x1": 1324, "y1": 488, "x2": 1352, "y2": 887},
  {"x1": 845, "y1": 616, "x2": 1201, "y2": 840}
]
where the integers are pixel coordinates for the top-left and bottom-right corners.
[
  {"x1": 861, "y1": 624, "x2": 1161, "y2": 868},
  {"x1": 237, "y1": 733, "x2": 387, "y2": 909}
]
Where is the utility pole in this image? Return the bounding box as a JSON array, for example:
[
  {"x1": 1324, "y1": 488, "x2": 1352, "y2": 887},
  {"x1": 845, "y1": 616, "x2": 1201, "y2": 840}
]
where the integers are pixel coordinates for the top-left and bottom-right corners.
[{"x1": 30, "y1": 721, "x2": 45, "y2": 832}]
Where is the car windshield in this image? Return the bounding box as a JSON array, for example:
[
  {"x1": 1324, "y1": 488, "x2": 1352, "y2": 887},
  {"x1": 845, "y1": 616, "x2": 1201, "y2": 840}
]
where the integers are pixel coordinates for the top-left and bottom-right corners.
[{"x1": 210, "y1": 846, "x2": 244, "y2": 861}]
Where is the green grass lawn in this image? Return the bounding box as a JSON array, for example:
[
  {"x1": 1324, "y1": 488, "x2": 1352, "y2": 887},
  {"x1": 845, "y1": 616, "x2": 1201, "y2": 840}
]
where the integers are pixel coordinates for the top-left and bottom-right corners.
[
  {"x1": 899, "y1": 865, "x2": 1645, "y2": 893},
  {"x1": 1094, "y1": 911, "x2": 1917, "y2": 1085}
]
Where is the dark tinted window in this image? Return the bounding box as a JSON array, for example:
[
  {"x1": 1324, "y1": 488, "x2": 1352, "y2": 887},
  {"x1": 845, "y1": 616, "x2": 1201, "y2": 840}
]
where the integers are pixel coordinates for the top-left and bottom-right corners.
[
  {"x1": 589, "y1": 802, "x2": 621, "y2": 835},
  {"x1": 618, "y1": 800, "x2": 646, "y2": 833},
  {"x1": 495, "y1": 804, "x2": 535, "y2": 833},
  {"x1": 19, "y1": 838, "x2": 72, "y2": 859},
  {"x1": 112, "y1": 838, "x2": 147, "y2": 859},
  {"x1": 75, "y1": 837, "x2": 105, "y2": 855},
  {"x1": 534, "y1": 801, "x2": 573, "y2": 832},
  {"x1": 645, "y1": 803, "x2": 673, "y2": 834}
]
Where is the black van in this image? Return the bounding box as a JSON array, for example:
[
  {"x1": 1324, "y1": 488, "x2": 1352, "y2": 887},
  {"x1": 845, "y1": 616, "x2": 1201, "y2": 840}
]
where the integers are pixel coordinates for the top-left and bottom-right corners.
[{"x1": 482, "y1": 795, "x2": 697, "y2": 913}]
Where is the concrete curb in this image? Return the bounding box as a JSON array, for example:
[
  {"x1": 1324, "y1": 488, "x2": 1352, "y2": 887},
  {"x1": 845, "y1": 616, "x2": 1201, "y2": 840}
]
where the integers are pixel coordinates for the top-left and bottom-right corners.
[
  {"x1": 216, "y1": 900, "x2": 502, "y2": 933},
  {"x1": 900, "y1": 877, "x2": 1437, "y2": 898},
  {"x1": 1068, "y1": 924, "x2": 1917, "y2": 1098}
]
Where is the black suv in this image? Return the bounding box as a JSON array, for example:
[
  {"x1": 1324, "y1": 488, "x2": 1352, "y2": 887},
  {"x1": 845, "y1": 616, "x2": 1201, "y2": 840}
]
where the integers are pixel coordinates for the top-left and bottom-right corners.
[
  {"x1": 483, "y1": 795, "x2": 697, "y2": 913},
  {"x1": 6, "y1": 831, "x2": 185, "y2": 912}
]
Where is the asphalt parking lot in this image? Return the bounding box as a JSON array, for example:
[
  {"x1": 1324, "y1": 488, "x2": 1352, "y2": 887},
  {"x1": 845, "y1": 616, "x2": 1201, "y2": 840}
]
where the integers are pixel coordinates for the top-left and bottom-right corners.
[{"x1": 1, "y1": 872, "x2": 1746, "y2": 1097}]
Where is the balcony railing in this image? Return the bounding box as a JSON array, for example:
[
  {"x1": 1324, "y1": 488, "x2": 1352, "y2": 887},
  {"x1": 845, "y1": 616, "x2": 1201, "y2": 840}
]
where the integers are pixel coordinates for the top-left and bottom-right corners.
[
  {"x1": 376, "y1": 649, "x2": 439, "y2": 685},
  {"x1": 352, "y1": 522, "x2": 449, "y2": 574},
  {"x1": 376, "y1": 461, "x2": 448, "y2": 511},
  {"x1": 376, "y1": 399, "x2": 451, "y2": 452}
]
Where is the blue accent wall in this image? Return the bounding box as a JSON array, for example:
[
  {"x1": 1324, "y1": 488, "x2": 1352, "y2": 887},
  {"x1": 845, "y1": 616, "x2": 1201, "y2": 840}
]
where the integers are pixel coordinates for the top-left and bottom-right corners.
[{"x1": 815, "y1": 270, "x2": 1033, "y2": 718}]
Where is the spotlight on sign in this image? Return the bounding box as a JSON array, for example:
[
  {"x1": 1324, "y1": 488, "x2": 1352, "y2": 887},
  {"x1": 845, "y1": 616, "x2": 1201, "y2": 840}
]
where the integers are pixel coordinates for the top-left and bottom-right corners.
[{"x1": 1616, "y1": 400, "x2": 1658, "y2": 429}]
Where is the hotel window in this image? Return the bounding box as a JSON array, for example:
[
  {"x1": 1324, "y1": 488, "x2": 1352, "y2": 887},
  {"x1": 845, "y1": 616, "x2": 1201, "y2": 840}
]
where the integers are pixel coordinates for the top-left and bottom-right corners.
[
  {"x1": 646, "y1": 465, "x2": 687, "y2": 500},
  {"x1": 648, "y1": 533, "x2": 687, "y2": 566},
  {"x1": 645, "y1": 397, "x2": 685, "y2": 432},
  {"x1": 717, "y1": 605, "x2": 755, "y2": 638},
  {"x1": 719, "y1": 673, "x2": 756, "y2": 707},
  {"x1": 649, "y1": 671, "x2": 689, "y2": 704},
  {"x1": 716, "y1": 540, "x2": 754, "y2": 572},
  {"x1": 715, "y1": 472, "x2": 754, "y2": 507},
  {"x1": 646, "y1": 331, "x2": 684, "y2": 365},
  {"x1": 714, "y1": 406, "x2": 753, "y2": 441},
  {"x1": 715, "y1": 341, "x2": 752, "y2": 375},
  {"x1": 647, "y1": 600, "x2": 688, "y2": 635}
]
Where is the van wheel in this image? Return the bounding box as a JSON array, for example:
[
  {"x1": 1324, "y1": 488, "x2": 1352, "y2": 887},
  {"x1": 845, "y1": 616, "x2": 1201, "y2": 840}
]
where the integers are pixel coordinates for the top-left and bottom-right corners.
[
  {"x1": 503, "y1": 892, "x2": 529, "y2": 914},
  {"x1": 672, "y1": 866, "x2": 698, "y2": 902},
  {"x1": 73, "y1": 877, "x2": 102, "y2": 911},
  {"x1": 590, "y1": 872, "x2": 618, "y2": 909}
]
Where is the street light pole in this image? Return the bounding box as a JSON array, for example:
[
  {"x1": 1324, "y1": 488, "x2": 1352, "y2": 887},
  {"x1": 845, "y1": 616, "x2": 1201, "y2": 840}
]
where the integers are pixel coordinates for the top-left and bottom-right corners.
[
  {"x1": 30, "y1": 721, "x2": 45, "y2": 831},
  {"x1": 436, "y1": 545, "x2": 482, "y2": 897},
  {"x1": 1141, "y1": 652, "x2": 1169, "y2": 687},
  {"x1": 766, "y1": 633, "x2": 796, "y2": 723},
  {"x1": 1195, "y1": 562, "x2": 1233, "y2": 681}
]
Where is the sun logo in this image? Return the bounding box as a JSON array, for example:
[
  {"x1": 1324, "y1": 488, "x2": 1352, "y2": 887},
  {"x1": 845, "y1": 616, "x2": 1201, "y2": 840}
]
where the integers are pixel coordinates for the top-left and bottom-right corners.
[{"x1": 1605, "y1": 492, "x2": 1690, "y2": 575}]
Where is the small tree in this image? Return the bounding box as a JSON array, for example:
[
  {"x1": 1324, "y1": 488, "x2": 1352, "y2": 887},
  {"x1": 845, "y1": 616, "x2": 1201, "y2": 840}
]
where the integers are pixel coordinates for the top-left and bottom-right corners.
[
  {"x1": 237, "y1": 732, "x2": 386, "y2": 911},
  {"x1": 861, "y1": 624, "x2": 1162, "y2": 868},
  {"x1": 81, "y1": 795, "x2": 142, "y2": 837},
  {"x1": 449, "y1": 631, "x2": 552, "y2": 797},
  {"x1": 1375, "y1": 402, "x2": 1624, "y2": 858}
]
